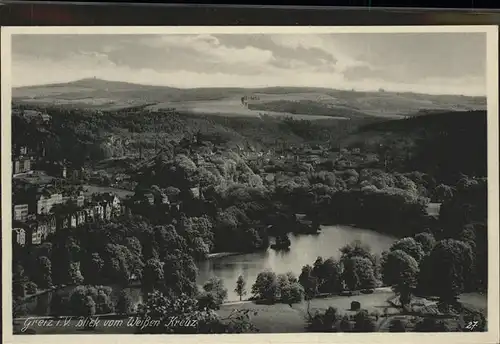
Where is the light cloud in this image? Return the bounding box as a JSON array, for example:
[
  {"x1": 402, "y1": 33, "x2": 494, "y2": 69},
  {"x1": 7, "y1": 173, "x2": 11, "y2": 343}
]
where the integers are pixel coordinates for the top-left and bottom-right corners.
[{"x1": 10, "y1": 32, "x2": 487, "y2": 96}]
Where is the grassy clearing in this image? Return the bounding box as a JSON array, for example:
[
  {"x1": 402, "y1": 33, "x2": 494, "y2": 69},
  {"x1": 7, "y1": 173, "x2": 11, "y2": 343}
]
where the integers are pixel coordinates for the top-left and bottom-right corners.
[
  {"x1": 12, "y1": 291, "x2": 487, "y2": 334},
  {"x1": 82, "y1": 184, "x2": 134, "y2": 199},
  {"x1": 218, "y1": 291, "x2": 398, "y2": 333}
]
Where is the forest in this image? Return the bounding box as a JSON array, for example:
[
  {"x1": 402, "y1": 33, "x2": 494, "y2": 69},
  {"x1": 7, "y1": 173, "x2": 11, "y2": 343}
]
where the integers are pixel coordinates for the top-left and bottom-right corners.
[{"x1": 12, "y1": 103, "x2": 488, "y2": 333}]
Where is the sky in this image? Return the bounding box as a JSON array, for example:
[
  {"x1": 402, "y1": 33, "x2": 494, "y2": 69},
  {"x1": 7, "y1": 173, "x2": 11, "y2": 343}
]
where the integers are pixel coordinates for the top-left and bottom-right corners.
[{"x1": 11, "y1": 32, "x2": 487, "y2": 96}]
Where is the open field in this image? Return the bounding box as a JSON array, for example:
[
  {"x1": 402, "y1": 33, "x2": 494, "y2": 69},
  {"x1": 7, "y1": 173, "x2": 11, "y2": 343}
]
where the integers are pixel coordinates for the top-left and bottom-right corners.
[
  {"x1": 218, "y1": 289, "x2": 399, "y2": 333},
  {"x1": 13, "y1": 78, "x2": 486, "y2": 119},
  {"x1": 82, "y1": 184, "x2": 134, "y2": 199},
  {"x1": 147, "y1": 98, "x2": 348, "y2": 120}
]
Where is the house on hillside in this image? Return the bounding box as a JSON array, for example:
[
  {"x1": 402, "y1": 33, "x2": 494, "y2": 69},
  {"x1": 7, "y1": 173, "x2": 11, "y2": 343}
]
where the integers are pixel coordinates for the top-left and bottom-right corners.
[
  {"x1": 93, "y1": 192, "x2": 122, "y2": 216},
  {"x1": 13, "y1": 204, "x2": 29, "y2": 222},
  {"x1": 35, "y1": 193, "x2": 64, "y2": 215},
  {"x1": 15, "y1": 145, "x2": 29, "y2": 157},
  {"x1": 23, "y1": 110, "x2": 51, "y2": 123},
  {"x1": 73, "y1": 191, "x2": 85, "y2": 208},
  {"x1": 76, "y1": 210, "x2": 86, "y2": 226},
  {"x1": 104, "y1": 203, "x2": 112, "y2": 221},
  {"x1": 42, "y1": 215, "x2": 57, "y2": 235},
  {"x1": 92, "y1": 203, "x2": 105, "y2": 221},
  {"x1": 70, "y1": 214, "x2": 77, "y2": 228},
  {"x1": 13, "y1": 157, "x2": 32, "y2": 175},
  {"x1": 24, "y1": 221, "x2": 44, "y2": 245},
  {"x1": 40, "y1": 113, "x2": 51, "y2": 122},
  {"x1": 12, "y1": 228, "x2": 26, "y2": 247}
]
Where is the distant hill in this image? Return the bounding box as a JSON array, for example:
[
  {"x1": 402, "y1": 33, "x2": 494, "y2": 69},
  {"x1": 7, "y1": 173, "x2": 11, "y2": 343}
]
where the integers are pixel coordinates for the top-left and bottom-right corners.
[{"x1": 13, "y1": 78, "x2": 487, "y2": 119}]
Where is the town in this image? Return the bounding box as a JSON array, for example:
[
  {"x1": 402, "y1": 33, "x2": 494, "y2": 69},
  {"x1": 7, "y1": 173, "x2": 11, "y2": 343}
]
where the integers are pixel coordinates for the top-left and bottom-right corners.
[{"x1": 11, "y1": 109, "x2": 184, "y2": 248}]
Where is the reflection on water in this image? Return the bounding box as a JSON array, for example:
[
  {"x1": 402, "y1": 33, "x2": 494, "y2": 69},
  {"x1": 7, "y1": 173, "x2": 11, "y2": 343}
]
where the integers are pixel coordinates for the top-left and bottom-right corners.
[{"x1": 197, "y1": 225, "x2": 395, "y2": 301}]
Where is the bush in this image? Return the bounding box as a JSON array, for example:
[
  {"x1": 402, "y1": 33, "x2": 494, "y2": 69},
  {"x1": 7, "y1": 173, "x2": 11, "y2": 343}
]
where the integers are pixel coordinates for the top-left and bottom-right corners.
[
  {"x1": 353, "y1": 310, "x2": 376, "y2": 332},
  {"x1": 197, "y1": 292, "x2": 219, "y2": 310},
  {"x1": 339, "y1": 315, "x2": 353, "y2": 332},
  {"x1": 116, "y1": 289, "x2": 135, "y2": 315},
  {"x1": 351, "y1": 301, "x2": 361, "y2": 311},
  {"x1": 369, "y1": 310, "x2": 381, "y2": 321},
  {"x1": 13, "y1": 300, "x2": 30, "y2": 318},
  {"x1": 202, "y1": 277, "x2": 228, "y2": 307},
  {"x1": 389, "y1": 319, "x2": 407, "y2": 332},
  {"x1": 26, "y1": 282, "x2": 38, "y2": 295},
  {"x1": 415, "y1": 317, "x2": 452, "y2": 332},
  {"x1": 306, "y1": 307, "x2": 339, "y2": 332}
]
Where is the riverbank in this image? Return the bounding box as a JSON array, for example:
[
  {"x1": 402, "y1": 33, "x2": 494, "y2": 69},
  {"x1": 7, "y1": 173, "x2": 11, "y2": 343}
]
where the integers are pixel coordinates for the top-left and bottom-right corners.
[{"x1": 206, "y1": 252, "x2": 241, "y2": 259}]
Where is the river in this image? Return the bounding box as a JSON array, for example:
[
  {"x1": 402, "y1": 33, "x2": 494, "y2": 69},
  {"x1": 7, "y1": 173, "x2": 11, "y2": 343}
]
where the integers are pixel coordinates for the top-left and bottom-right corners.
[
  {"x1": 197, "y1": 225, "x2": 395, "y2": 301},
  {"x1": 22, "y1": 225, "x2": 395, "y2": 315}
]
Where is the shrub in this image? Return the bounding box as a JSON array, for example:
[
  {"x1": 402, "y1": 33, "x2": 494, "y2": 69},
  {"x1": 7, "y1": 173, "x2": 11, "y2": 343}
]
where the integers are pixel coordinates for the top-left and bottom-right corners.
[
  {"x1": 370, "y1": 310, "x2": 381, "y2": 321},
  {"x1": 415, "y1": 317, "x2": 452, "y2": 332},
  {"x1": 353, "y1": 310, "x2": 376, "y2": 332},
  {"x1": 306, "y1": 307, "x2": 339, "y2": 332},
  {"x1": 339, "y1": 315, "x2": 353, "y2": 332},
  {"x1": 26, "y1": 282, "x2": 38, "y2": 295},
  {"x1": 389, "y1": 319, "x2": 407, "y2": 332},
  {"x1": 350, "y1": 301, "x2": 361, "y2": 311},
  {"x1": 116, "y1": 289, "x2": 135, "y2": 315}
]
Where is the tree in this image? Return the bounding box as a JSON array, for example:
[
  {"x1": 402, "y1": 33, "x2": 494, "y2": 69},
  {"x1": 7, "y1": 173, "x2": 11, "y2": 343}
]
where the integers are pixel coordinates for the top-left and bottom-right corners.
[
  {"x1": 116, "y1": 289, "x2": 135, "y2": 315},
  {"x1": 82, "y1": 253, "x2": 105, "y2": 285},
  {"x1": 95, "y1": 287, "x2": 114, "y2": 314},
  {"x1": 389, "y1": 237, "x2": 425, "y2": 263},
  {"x1": 142, "y1": 258, "x2": 165, "y2": 292},
  {"x1": 235, "y1": 275, "x2": 247, "y2": 301},
  {"x1": 68, "y1": 262, "x2": 85, "y2": 285},
  {"x1": 83, "y1": 296, "x2": 97, "y2": 330},
  {"x1": 251, "y1": 270, "x2": 278, "y2": 303},
  {"x1": 202, "y1": 277, "x2": 228, "y2": 308},
  {"x1": 414, "y1": 232, "x2": 436, "y2": 253},
  {"x1": 163, "y1": 251, "x2": 198, "y2": 297},
  {"x1": 298, "y1": 265, "x2": 318, "y2": 317},
  {"x1": 342, "y1": 257, "x2": 377, "y2": 291},
  {"x1": 69, "y1": 286, "x2": 96, "y2": 316},
  {"x1": 353, "y1": 310, "x2": 376, "y2": 332},
  {"x1": 319, "y1": 258, "x2": 343, "y2": 294},
  {"x1": 427, "y1": 239, "x2": 474, "y2": 306},
  {"x1": 307, "y1": 307, "x2": 339, "y2": 332},
  {"x1": 197, "y1": 291, "x2": 219, "y2": 310},
  {"x1": 33, "y1": 256, "x2": 53, "y2": 289},
  {"x1": 13, "y1": 263, "x2": 27, "y2": 299},
  {"x1": 103, "y1": 244, "x2": 132, "y2": 285},
  {"x1": 415, "y1": 318, "x2": 451, "y2": 332},
  {"x1": 434, "y1": 184, "x2": 454, "y2": 202},
  {"x1": 277, "y1": 272, "x2": 303, "y2": 305},
  {"x1": 26, "y1": 281, "x2": 38, "y2": 295},
  {"x1": 339, "y1": 315, "x2": 353, "y2": 332},
  {"x1": 137, "y1": 290, "x2": 257, "y2": 334},
  {"x1": 312, "y1": 256, "x2": 325, "y2": 281},
  {"x1": 281, "y1": 282, "x2": 304, "y2": 305},
  {"x1": 340, "y1": 241, "x2": 375, "y2": 265},
  {"x1": 381, "y1": 250, "x2": 419, "y2": 312},
  {"x1": 389, "y1": 319, "x2": 407, "y2": 332}
]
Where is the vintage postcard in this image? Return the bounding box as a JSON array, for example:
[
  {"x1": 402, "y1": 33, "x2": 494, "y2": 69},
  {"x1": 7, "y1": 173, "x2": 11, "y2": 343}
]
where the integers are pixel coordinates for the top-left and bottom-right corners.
[{"x1": 1, "y1": 26, "x2": 499, "y2": 344}]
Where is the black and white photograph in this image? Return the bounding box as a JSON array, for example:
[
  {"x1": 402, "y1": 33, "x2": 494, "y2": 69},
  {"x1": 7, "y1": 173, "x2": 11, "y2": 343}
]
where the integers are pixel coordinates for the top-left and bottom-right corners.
[{"x1": 2, "y1": 26, "x2": 498, "y2": 341}]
